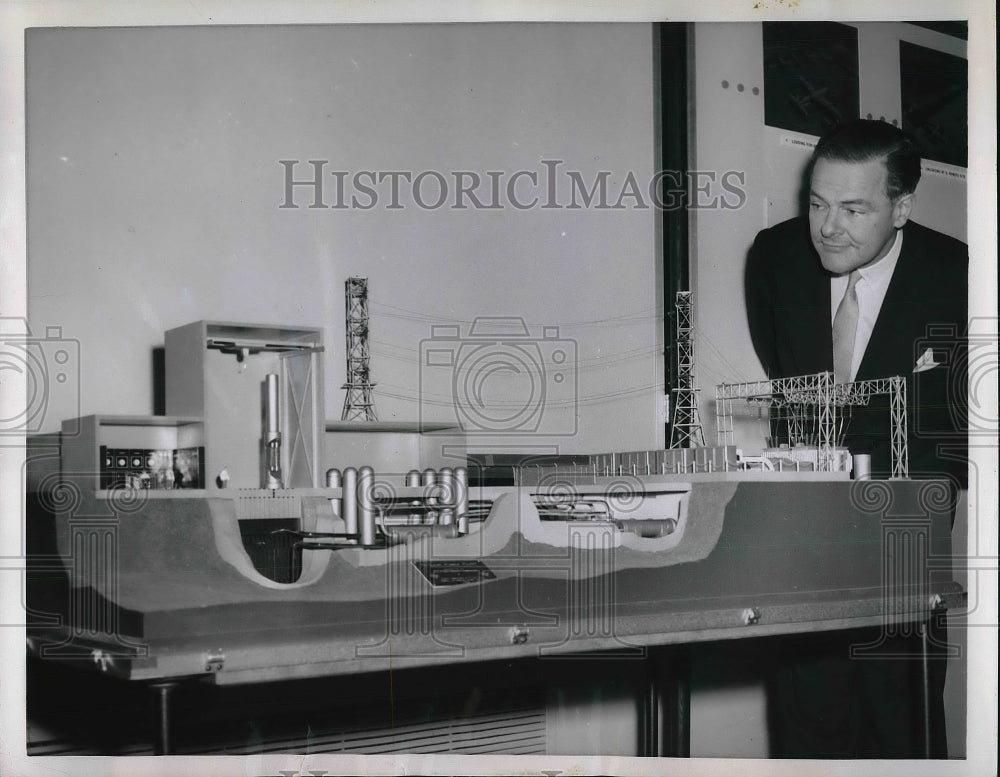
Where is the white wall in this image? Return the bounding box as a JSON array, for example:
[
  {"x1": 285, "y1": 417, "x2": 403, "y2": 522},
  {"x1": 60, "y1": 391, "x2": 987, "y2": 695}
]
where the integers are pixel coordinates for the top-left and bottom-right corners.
[
  {"x1": 27, "y1": 24, "x2": 662, "y2": 456},
  {"x1": 689, "y1": 24, "x2": 771, "y2": 454}
]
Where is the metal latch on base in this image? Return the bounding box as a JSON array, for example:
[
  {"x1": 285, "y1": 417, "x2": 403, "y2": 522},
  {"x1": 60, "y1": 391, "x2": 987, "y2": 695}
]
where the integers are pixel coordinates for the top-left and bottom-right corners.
[{"x1": 204, "y1": 648, "x2": 225, "y2": 672}]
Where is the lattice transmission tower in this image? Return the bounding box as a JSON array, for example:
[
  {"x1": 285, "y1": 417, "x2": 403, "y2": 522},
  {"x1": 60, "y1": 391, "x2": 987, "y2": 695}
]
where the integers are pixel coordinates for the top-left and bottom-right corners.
[
  {"x1": 341, "y1": 277, "x2": 378, "y2": 421},
  {"x1": 668, "y1": 291, "x2": 706, "y2": 448}
]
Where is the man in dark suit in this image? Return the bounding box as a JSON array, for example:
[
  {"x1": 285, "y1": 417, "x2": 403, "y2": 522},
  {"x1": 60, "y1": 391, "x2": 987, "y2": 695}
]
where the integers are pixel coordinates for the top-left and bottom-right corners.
[{"x1": 745, "y1": 119, "x2": 967, "y2": 758}]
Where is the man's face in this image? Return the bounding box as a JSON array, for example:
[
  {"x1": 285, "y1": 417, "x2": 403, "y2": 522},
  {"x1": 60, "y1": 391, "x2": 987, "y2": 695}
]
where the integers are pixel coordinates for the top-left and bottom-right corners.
[{"x1": 808, "y1": 157, "x2": 914, "y2": 275}]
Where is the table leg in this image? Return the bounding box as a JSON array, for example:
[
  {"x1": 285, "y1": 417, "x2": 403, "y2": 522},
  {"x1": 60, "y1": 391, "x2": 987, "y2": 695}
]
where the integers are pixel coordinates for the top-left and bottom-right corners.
[
  {"x1": 665, "y1": 648, "x2": 690, "y2": 757},
  {"x1": 149, "y1": 681, "x2": 179, "y2": 755},
  {"x1": 643, "y1": 647, "x2": 690, "y2": 757},
  {"x1": 920, "y1": 622, "x2": 931, "y2": 760},
  {"x1": 642, "y1": 657, "x2": 658, "y2": 756}
]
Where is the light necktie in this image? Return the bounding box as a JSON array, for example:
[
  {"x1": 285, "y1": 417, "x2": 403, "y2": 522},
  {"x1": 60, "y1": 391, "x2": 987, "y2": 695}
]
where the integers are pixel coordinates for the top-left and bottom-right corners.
[{"x1": 832, "y1": 270, "x2": 861, "y2": 383}]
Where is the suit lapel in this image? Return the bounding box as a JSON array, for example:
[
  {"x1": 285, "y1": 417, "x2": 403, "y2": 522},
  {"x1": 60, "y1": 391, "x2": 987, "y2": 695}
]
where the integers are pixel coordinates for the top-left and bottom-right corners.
[{"x1": 788, "y1": 248, "x2": 833, "y2": 375}]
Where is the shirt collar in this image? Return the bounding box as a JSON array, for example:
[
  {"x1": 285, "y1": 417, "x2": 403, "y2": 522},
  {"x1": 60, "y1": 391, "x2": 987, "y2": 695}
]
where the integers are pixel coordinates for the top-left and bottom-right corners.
[{"x1": 856, "y1": 228, "x2": 903, "y2": 288}]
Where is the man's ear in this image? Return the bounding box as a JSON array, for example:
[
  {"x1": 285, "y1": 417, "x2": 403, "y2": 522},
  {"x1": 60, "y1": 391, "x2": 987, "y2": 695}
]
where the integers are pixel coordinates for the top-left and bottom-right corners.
[{"x1": 892, "y1": 192, "x2": 915, "y2": 228}]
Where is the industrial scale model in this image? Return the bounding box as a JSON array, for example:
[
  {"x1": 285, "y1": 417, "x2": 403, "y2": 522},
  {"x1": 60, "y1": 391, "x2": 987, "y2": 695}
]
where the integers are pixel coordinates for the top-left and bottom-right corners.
[{"x1": 25, "y1": 284, "x2": 962, "y2": 755}]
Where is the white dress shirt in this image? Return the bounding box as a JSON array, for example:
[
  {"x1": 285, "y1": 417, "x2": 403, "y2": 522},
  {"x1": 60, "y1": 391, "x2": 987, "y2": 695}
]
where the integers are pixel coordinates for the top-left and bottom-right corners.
[{"x1": 829, "y1": 229, "x2": 903, "y2": 381}]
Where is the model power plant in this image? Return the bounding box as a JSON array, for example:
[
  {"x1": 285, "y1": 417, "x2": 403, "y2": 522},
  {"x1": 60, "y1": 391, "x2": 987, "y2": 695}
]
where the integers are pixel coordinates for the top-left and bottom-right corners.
[
  {"x1": 551, "y1": 290, "x2": 909, "y2": 483},
  {"x1": 53, "y1": 287, "x2": 914, "y2": 593}
]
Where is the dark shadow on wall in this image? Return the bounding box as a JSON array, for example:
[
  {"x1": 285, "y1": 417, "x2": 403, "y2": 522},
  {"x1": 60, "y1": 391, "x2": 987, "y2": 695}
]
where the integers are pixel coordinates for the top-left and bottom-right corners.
[{"x1": 152, "y1": 346, "x2": 165, "y2": 415}]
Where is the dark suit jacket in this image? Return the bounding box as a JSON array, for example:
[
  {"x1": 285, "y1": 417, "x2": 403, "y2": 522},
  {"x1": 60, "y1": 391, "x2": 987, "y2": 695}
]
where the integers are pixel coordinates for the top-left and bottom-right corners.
[{"x1": 745, "y1": 217, "x2": 968, "y2": 485}]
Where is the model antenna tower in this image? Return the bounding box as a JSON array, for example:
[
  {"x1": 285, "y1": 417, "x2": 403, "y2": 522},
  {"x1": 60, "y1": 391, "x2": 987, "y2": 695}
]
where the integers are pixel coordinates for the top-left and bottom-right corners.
[
  {"x1": 341, "y1": 277, "x2": 378, "y2": 421},
  {"x1": 669, "y1": 290, "x2": 706, "y2": 448}
]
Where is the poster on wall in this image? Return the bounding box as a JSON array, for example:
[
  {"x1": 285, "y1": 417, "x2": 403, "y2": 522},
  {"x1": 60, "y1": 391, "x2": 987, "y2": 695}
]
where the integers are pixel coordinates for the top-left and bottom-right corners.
[
  {"x1": 900, "y1": 40, "x2": 969, "y2": 168},
  {"x1": 762, "y1": 21, "x2": 860, "y2": 137}
]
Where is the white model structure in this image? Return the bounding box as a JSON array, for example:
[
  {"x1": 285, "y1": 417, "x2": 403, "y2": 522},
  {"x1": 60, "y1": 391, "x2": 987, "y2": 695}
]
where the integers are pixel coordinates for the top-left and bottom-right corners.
[
  {"x1": 715, "y1": 371, "x2": 908, "y2": 478},
  {"x1": 341, "y1": 277, "x2": 378, "y2": 421},
  {"x1": 668, "y1": 291, "x2": 706, "y2": 449},
  {"x1": 524, "y1": 282, "x2": 910, "y2": 482},
  {"x1": 569, "y1": 288, "x2": 910, "y2": 481}
]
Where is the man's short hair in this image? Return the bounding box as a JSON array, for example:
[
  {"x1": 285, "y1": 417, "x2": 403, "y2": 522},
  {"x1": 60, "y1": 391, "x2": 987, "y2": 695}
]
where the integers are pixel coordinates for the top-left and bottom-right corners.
[{"x1": 812, "y1": 119, "x2": 922, "y2": 200}]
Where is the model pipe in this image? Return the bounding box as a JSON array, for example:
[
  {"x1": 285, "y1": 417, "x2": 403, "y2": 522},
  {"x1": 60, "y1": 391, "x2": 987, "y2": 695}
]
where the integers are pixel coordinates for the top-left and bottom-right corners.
[
  {"x1": 326, "y1": 468, "x2": 342, "y2": 519},
  {"x1": 342, "y1": 467, "x2": 358, "y2": 536},
  {"x1": 358, "y1": 466, "x2": 376, "y2": 547},
  {"x1": 455, "y1": 466, "x2": 469, "y2": 534},
  {"x1": 263, "y1": 373, "x2": 283, "y2": 489}
]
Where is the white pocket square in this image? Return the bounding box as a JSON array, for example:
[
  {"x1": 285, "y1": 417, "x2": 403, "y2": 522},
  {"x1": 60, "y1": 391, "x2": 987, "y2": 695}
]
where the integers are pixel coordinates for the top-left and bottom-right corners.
[{"x1": 913, "y1": 347, "x2": 940, "y2": 373}]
